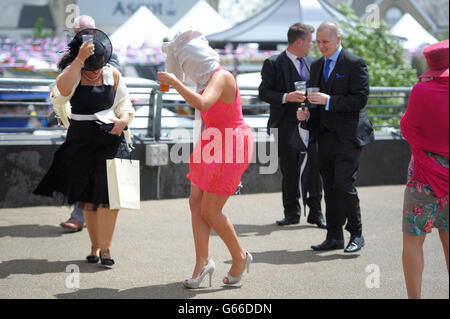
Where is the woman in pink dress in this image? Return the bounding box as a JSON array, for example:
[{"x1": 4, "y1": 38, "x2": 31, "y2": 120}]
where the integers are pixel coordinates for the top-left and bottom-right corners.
[
  {"x1": 400, "y1": 40, "x2": 449, "y2": 298},
  {"x1": 158, "y1": 31, "x2": 254, "y2": 288}
]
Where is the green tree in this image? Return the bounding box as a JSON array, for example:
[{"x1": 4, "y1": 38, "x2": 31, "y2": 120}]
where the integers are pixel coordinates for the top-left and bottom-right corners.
[
  {"x1": 334, "y1": 4, "x2": 418, "y2": 129},
  {"x1": 436, "y1": 28, "x2": 449, "y2": 41},
  {"x1": 33, "y1": 17, "x2": 51, "y2": 39}
]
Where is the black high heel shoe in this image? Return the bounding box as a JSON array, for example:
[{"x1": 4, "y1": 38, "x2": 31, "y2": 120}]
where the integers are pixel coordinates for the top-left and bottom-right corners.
[
  {"x1": 86, "y1": 255, "x2": 100, "y2": 263},
  {"x1": 100, "y1": 249, "x2": 115, "y2": 267},
  {"x1": 86, "y1": 247, "x2": 100, "y2": 263}
]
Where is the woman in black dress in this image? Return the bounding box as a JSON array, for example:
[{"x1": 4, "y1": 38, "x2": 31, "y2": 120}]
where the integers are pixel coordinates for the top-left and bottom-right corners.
[{"x1": 33, "y1": 29, "x2": 135, "y2": 266}]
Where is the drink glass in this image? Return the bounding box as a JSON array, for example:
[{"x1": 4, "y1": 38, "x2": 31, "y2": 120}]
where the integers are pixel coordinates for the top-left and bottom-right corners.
[
  {"x1": 82, "y1": 34, "x2": 94, "y2": 43},
  {"x1": 307, "y1": 87, "x2": 320, "y2": 109},
  {"x1": 159, "y1": 83, "x2": 170, "y2": 92},
  {"x1": 307, "y1": 87, "x2": 320, "y2": 94},
  {"x1": 294, "y1": 81, "x2": 307, "y2": 94},
  {"x1": 294, "y1": 81, "x2": 307, "y2": 108}
]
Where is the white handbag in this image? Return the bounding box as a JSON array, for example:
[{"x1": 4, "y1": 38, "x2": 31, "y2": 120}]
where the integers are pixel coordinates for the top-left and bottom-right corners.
[{"x1": 106, "y1": 158, "x2": 140, "y2": 210}]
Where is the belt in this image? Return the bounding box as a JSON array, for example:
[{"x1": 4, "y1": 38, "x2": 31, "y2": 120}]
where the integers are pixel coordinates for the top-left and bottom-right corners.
[{"x1": 71, "y1": 113, "x2": 97, "y2": 121}]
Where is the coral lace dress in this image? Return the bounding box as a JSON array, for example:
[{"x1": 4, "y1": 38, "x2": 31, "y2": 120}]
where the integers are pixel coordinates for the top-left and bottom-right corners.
[{"x1": 187, "y1": 67, "x2": 254, "y2": 196}]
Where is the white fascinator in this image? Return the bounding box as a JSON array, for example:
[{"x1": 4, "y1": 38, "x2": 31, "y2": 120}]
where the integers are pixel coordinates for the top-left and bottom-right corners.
[{"x1": 161, "y1": 30, "x2": 220, "y2": 92}]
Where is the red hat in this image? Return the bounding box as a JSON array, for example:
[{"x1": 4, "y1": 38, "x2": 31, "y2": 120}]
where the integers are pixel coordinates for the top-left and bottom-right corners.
[{"x1": 419, "y1": 40, "x2": 449, "y2": 79}]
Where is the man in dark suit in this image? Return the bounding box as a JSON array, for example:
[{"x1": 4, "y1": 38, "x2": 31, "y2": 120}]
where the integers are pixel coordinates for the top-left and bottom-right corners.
[
  {"x1": 259, "y1": 23, "x2": 326, "y2": 229},
  {"x1": 298, "y1": 21, "x2": 374, "y2": 252}
]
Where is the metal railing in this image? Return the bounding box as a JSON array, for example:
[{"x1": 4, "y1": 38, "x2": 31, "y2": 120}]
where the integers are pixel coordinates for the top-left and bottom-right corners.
[{"x1": 0, "y1": 77, "x2": 412, "y2": 141}]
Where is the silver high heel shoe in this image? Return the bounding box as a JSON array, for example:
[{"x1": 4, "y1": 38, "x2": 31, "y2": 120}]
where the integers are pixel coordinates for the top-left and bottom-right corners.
[
  {"x1": 183, "y1": 259, "x2": 215, "y2": 289},
  {"x1": 223, "y1": 252, "x2": 253, "y2": 285}
]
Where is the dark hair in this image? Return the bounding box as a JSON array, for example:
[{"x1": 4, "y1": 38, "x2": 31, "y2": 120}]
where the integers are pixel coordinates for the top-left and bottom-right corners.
[
  {"x1": 57, "y1": 53, "x2": 75, "y2": 71},
  {"x1": 287, "y1": 23, "x2": 314, "y2": 44},
  {"x1": 57, "y1": 36, "x2": 81, "y2": 71}
]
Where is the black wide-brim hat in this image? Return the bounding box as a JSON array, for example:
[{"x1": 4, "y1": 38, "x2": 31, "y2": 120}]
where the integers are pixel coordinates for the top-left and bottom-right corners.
[{"x1": 68, "y1": 28, "x2": 112, "y2": 71}]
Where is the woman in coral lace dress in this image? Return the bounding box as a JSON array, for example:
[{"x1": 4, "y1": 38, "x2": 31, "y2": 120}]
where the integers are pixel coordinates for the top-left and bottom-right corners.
[{"x1": 158, "y1": 31, "x2": 254, "y2": 288}]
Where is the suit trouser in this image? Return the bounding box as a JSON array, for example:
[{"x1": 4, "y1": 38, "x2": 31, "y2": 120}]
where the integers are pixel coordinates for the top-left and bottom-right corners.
[
  {"x1": 301, "y1": 141, "x2": 323, "y2": 217},
  {"x1": 278, "y1": 126, "x2": 322, "y2": 220},
  {"x1": 71, "y1": 202, "x2": 84, "y2": 223},
  {"x1": 318, "y1": 132, "x2": 363, "y2": 240}
]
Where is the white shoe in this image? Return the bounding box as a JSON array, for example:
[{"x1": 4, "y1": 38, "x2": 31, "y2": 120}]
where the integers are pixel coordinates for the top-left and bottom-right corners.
[
  {"x1": 223, "y1": 252, "x2": 253, "y2": 285},
  {"x1": 183, "y1": 259, "x2": 215, "y2": 289}
]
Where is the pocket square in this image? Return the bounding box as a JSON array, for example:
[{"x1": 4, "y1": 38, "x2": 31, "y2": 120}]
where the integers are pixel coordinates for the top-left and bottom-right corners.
[{"x1": 336, "y1": 73, "x2": 346, "y2": 79}]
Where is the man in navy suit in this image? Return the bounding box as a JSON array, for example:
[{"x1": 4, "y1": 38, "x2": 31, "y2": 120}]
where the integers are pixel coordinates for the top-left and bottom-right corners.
[
  {"x1": 298, "y1": 21, "x2": 374, "y2": 253},
  {"x1": 259, "y1": 23, "x2": 326, "y2": 229}
]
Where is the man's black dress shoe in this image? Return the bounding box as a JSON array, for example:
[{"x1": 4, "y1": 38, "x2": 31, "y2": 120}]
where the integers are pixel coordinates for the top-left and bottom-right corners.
[
  {"x1": 344, "y1": 235, "x2": 365, "y2": 253},
  {"x1": 311, "y1": 239, "x2": 344, "y2": 251},
  {"x1": 276, "y1": 217, "x2": 300, "y2": 226},
  {"x1": 307, "y1": 215, "x2": 327, "y2": 229}
]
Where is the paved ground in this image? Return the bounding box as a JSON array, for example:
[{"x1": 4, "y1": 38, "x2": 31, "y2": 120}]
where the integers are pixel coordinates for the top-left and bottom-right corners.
[{"x1": 0, "y1": 185, "x2": 448, "y2": 299}]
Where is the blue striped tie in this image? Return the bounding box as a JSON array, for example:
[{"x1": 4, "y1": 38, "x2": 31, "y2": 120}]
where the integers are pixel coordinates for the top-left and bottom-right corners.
[{"x1": 323, "y1": 58, "x2": 332, "y2": 83}]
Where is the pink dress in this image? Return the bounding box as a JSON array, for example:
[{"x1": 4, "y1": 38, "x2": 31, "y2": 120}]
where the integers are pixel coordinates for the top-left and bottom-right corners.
[{"x1": 187, "y1": 67, "x2": 254, "y2": 196}]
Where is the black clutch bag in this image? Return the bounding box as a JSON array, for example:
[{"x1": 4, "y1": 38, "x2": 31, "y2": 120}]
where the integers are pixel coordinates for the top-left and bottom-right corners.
[{"x1": 95, "y1": 120, "x2": 128, "y2": 132}]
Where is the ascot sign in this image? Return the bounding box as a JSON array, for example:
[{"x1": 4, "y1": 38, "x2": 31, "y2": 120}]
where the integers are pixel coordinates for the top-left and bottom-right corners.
[
  {"x1": 111, "y1": 1, "x2": 176, "y2": 17},
  {"x1": 76, "y1": 0, "x2": 199, "y2": 27}
]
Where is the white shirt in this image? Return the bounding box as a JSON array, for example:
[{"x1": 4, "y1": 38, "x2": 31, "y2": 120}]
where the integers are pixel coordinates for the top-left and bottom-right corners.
[
  {"x1": 286, "y1": 49, "x2": 305, "y2": 76},
  {"x1": 324, "y1": 46, "x2": 343, "y2": 111},
  {"x1": 282, "y1": 50, "x2": 306, "y2": 104}
]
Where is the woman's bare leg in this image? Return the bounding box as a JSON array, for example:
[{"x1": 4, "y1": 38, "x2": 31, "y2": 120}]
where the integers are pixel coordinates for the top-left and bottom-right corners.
[
  {"x1": 97, "y1": 207, "x2": 118, "y2": 257},
  {"x1": 438, "y1": 229, "x2": 449, "y2": 274},
  {"x1": 402, "y1": 233, "x2": 426, "y2": 299},
  {"x1": 200, "y1": 192, "x2": 247, "y2": 282},
  {"x1": 82, "y1": 207, "x2": 99, "y2": 256},
  {"x1": 189, "y1": 185, "x2": 211, "y2": 278}
]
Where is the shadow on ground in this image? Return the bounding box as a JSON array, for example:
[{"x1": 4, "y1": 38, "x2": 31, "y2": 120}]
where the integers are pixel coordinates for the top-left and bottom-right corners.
[
  {"x1": 212, "y1": 223, "x2": 319, "y2": 237},
  {"x1": 0, "y1": 224, "x2": 76, "y2": 238},
  {"x1": 222, "y1": 249, "x2": 359, "y2": 266},
  {"x1": 55, "y1": 282, "x2": 241, "y2": 299},
  {"x1": 0, "y1": 259, "x2": 109, "y2": 279}
]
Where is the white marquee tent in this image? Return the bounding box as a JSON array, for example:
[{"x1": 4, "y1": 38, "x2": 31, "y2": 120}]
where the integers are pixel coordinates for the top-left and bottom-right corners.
[
  {"x1": 110, "y1": 6, "x2": 169, "y2": 49},
  {"x1": 168, "y1": 0, "x2": 232, "y2": 39},
  {"x1": 207, "y1": 0, "x2": 346, "y2": 45},
  {"x1": 390, "y1": 13, "x2": 438, "y2": 50}
]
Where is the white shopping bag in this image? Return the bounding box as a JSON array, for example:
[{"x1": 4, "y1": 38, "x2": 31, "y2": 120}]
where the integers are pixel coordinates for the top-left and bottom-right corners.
[{"x1": 106, "y1": 158, "x2": 140, "y2": 210}]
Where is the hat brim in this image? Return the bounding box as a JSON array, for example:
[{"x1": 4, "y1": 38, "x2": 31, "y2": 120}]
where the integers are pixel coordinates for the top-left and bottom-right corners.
[
  {"x1": 419, "y1": 67, "x2": 449, "y2": 79},
  {"x1": 74, "y1": 28, "x2": 112, "y2": 71}
]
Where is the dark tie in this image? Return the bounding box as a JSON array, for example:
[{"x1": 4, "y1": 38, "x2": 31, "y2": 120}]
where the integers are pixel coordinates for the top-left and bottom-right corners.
[
  {"x1": 297, "y1": 57, "x2": 306, "y2": 80},
  {"x1": 323, "y1": 58, "x2": 332, "y2": 83}
]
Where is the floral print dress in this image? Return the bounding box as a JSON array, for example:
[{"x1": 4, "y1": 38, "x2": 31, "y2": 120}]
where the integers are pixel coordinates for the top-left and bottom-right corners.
[{"x1": 402, "y1": 153, "x2": 449, "y2": 235}]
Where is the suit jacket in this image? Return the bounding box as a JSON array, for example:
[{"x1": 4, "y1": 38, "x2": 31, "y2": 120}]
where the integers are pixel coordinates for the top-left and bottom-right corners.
[
  {"x1": 308, "y1": 49, "x2": 374, "y2": 147},
  {"x1": 259, "y1": 51, "x2": 314, "y2": 137},
  {"x1": 109, "y1": 53, "x2": 122, "y2": 73}
]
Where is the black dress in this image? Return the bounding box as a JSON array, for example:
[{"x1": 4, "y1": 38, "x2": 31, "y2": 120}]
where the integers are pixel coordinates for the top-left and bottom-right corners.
[{"x1": 33, "y1": 82, "x2": 130, "y2": 209}]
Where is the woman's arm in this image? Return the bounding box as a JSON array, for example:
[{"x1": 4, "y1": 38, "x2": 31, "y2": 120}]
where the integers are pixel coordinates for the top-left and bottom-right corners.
[
  {"x1": 158, "y1": 70, "x2": 233, "y2": 111},
  {"x1": 56, "y1": 40, "x2": 94, "y2": 96}
]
